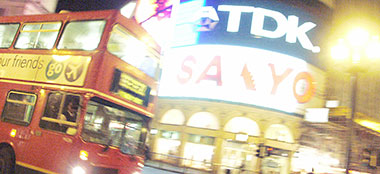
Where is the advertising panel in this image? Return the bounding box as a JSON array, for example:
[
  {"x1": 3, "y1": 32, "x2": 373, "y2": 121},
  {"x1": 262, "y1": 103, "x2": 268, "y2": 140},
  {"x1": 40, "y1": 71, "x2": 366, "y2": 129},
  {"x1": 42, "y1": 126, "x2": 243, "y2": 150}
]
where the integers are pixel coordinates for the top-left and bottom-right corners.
[
  {"x1": 159, "y1": 45, "x2": 326, "y2": 114},
  {"x1": 0, "y1": 53, "x2": 91, "y2": 86},
  {"x1": 171, "y1": 0, "x2": 328, "y2": 69}
]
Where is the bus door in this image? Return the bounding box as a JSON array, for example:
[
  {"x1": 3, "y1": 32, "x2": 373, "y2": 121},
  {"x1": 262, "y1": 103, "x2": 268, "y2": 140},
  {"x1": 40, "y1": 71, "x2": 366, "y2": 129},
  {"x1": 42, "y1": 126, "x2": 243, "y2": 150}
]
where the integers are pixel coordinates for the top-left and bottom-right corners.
[{"x1": 24, "y1": 92, "x2": 81, "y2": 173}]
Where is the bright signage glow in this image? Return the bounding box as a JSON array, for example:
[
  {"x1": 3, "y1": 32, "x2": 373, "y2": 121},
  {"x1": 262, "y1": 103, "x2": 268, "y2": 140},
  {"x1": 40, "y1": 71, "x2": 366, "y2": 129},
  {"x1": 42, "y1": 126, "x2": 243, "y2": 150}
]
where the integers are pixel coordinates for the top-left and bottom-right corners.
[
  {"x1": 159, "y1": 45, "x2": 325, "y2": 114},
  {"x1": 171, "y1": 0, "x2": 327, "y2": 69},
  {"x1": 235, "y1": 134, "x2": 249, "y2": 142},
  {"x1": 200, "y1": 5, "x2": 319, "y2": 53},
  {"x1": 305, "y1": 108, "x2": 329, "y2": 123}
]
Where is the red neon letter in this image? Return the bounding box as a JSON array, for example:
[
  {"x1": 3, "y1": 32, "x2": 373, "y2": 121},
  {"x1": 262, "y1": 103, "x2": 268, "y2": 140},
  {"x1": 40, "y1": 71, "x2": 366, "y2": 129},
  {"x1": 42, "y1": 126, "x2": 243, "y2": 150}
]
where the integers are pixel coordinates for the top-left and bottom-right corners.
[
  {"x1": 293, "y1": 72, "x2": 315, "y2": 103},
  {"x1": 177, "y1": 55, "x2": 196, "y2": 84},
  {"x1": 269, "y1": 63, "x2": 293, "y2": 95},
  {"x1": 196, "y1": 56, "x2": 222, "y2": 86}
]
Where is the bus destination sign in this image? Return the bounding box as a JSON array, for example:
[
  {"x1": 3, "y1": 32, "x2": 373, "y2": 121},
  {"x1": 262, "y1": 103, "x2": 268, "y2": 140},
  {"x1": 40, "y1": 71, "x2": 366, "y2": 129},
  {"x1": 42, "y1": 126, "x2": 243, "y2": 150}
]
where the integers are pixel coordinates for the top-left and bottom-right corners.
[{"x1": 111, "y1": 69, "x2": 151, "y2": 107}]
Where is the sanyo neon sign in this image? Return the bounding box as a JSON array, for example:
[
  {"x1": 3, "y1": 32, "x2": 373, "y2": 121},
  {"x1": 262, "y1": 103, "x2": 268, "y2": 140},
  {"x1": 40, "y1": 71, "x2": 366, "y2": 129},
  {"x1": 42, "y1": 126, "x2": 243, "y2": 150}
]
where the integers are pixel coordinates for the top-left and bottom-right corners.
[{"x1": 200, "y1": 5, "x2": 320, "y2": 53}]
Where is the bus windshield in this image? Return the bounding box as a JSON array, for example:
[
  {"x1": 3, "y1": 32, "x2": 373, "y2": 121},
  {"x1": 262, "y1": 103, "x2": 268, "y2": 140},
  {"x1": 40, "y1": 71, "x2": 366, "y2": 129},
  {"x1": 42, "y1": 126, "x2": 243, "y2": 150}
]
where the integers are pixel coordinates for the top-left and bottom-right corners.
[{"x1": 82, "y1": 97, "x2": 146, "y2": 155}]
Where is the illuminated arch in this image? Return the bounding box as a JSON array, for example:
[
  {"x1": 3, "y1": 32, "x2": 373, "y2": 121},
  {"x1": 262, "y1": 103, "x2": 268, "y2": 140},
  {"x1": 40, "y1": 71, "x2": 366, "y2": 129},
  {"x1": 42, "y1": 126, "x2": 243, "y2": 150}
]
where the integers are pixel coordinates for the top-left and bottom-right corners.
[
  {"x1": 224, "y1": 117, "x2": 260, "y2": 136},
  {"x1": 265, "y1": 124, "x2": 294, "y2": 143},
  {"x1": 187, "y1": 112, "x2": 219, "y2": 130},
  {"x1": 160, "y1": 109, "x2": 185, "y2": 125}
]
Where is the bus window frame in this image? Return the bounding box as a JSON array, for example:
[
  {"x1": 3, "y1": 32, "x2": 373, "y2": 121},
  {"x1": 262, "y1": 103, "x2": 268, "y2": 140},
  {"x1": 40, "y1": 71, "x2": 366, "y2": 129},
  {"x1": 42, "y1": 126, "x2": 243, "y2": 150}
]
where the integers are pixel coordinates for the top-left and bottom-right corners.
[
  {"x1": 0, "y1": 23, "x2": 20, "y2": 49},
  {"x1": 56, "y1": 19, "x2": 107, "y2": 51},
  {"x1": 14, "y1": 21, "x2": 62, "y2": 50},
  {"x1": 39, "y1": 91, "x2": 82, "y2": 135},
  {"x1": 1, "y1": 90, "x2": 37, "y2": 126}
]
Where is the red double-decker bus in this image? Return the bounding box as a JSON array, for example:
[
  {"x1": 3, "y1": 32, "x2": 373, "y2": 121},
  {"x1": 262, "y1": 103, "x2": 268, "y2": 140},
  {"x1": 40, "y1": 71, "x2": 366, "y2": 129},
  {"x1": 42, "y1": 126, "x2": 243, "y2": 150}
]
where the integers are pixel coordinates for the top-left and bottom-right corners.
[{"x1": 0, "y1": 9, "x2": 161, "y2": 174}]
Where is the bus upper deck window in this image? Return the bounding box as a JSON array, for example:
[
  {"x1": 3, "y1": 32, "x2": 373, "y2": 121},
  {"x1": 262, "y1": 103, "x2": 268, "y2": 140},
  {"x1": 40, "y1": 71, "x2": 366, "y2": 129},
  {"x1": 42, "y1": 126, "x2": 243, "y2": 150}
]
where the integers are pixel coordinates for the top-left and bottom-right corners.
[
  {"x1": 0, "y1": 23, "x2": 19, "y2": 48},
  {"x1": 14, "y1": 22, "x2": 61, "y2": 49},
  {"x1": 57, "y1": 20, "x2": 106, "y2": 51},
  {"x1": 107, "y1": 24, "x2": 159, "y2": 79}
]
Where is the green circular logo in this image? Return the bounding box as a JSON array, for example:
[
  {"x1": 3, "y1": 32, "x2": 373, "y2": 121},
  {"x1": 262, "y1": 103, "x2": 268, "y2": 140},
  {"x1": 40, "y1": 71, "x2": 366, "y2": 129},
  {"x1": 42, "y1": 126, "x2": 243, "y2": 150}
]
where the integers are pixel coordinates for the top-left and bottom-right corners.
[{"x1": 45, "y1": 60, "x2": 64, "y2": 80}]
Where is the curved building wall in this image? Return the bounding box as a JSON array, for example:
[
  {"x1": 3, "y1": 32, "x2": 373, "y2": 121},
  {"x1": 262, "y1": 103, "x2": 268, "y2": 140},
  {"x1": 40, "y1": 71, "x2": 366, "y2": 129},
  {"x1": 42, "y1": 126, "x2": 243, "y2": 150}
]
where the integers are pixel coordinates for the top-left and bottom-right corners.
[{"x1": 151, "y1": 99, "x2": 300, "y2": 173}]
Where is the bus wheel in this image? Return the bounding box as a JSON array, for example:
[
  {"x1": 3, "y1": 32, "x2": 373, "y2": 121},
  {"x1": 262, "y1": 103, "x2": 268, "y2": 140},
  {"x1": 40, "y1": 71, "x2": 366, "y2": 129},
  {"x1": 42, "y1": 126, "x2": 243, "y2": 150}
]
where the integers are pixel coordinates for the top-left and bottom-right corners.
[{"x1": 0, "y1": 147, "x2": 14, "y2": 174}]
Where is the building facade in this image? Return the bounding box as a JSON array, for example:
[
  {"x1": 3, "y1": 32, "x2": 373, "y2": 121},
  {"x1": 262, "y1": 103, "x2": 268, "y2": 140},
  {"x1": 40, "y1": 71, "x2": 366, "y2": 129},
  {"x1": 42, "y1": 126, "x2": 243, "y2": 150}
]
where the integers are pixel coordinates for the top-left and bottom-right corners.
[
  {"x1": 146, "y1": 0, "x2": 340, "y2": 173},
  {"x1": 0, "y1": 0, "x2": 57, "y2": 16}
]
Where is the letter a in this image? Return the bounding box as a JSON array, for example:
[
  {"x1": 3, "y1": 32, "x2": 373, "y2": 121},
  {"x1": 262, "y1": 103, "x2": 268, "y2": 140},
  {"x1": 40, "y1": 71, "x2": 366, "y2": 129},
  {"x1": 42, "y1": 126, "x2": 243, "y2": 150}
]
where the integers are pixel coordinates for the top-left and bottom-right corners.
[{"x1": 196, "y1": 56, "x2": 222, "y2": 86}]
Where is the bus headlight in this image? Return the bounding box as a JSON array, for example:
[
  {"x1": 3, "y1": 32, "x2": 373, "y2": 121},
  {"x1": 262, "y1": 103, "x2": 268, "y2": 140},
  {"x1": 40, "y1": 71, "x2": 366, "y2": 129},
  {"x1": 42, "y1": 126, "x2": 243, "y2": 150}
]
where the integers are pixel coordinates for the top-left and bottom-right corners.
[{"x1": 72, "y1": 166, "x2": 86, "y2": 174}]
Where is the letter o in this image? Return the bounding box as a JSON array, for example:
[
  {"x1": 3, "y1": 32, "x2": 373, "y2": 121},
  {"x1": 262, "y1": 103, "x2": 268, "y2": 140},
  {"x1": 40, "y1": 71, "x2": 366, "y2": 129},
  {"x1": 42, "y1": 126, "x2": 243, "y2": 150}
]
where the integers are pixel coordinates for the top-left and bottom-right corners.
[{"x1": 292, "y1": 72, "x2": 315, "y2": 103}]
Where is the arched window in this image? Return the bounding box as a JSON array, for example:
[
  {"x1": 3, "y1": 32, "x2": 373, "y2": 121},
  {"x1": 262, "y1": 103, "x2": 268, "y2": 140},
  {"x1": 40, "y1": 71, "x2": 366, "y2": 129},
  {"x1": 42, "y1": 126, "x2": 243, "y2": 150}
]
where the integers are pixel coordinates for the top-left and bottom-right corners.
[
  {"x1": 187, "y1": 112, "x2": 219, "y2": 130},
  {"x1": 160, "y1": 109, "x2": 185, "y2": 125},
  {"x1": 265, "y1": 124, "x2": 294, "y2": 143},
  {"x1": 224, "y1": 117, "x2": 260, "y2": 136}
]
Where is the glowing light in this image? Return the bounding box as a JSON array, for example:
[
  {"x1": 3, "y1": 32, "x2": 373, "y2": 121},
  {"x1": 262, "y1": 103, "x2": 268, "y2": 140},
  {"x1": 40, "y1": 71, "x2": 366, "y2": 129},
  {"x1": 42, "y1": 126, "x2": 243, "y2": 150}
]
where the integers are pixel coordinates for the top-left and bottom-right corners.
[
  {"x1": 235, "y1": 133, "x2": 248, "y2": 142},
  {"x1": 121, "y1": 1, "x2": 137, "y2": 19},
  {"x1": 330, "y1": 39, "x2": 350, "y2": 60},
  {"x1": 351, "y1": 49, "x2": 361, "y2": 64},
  {"x1": 10, "y1": 129, "x2": 16, "y2": 137},
  {"x1": 356, "y1": 120, "x2": 380, "y2": 132},
  {"x1": 183, "y1": 142, "x2": 214, "y2": 168},
  {"x1": 52, "y1": 55, "x2": 70, "y2": 62},
  {"x1": 365, "y1": 36, "x2": 380, "y2": 59},
  {"x1": 72, "y1": 166, "x2": 86, "y2": 174},
  {"x1": 39, "y1": 89, "x2": 45, "y2": 96},
  {"x1": 150, "y1": 129, "x2": 158, "y2": 135},
  {"x1": 141, "y1": 128, "x2": 147, "y2": 133},
  {"x1": 347, "y1": 27, "x2": 369, "y2": 47},
  {"x1": 79, "y1": 150, "x2": 89, "y2": 160},
  {"x1": 137, "y1": 162, "x2": 144, "y2": 168}
]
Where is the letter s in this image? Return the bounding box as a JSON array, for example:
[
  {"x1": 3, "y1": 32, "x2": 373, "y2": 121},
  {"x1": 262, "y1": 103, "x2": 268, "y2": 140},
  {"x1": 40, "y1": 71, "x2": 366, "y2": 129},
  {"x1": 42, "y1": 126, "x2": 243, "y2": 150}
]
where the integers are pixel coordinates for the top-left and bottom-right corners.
[
  {"x1": 38, "y1": 60, "x2": 44, "y2": 69},
  {"x1": 177, "y1": 55, "x2": 196, "y2": 84}
]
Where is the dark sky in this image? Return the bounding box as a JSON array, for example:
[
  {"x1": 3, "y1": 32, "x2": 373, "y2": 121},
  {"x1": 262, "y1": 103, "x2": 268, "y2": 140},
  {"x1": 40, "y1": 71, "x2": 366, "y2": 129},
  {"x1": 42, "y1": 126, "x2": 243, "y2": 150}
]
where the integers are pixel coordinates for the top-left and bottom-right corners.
[{"x1": 55, "y1": 0, "x2": 129, "y2": 13}]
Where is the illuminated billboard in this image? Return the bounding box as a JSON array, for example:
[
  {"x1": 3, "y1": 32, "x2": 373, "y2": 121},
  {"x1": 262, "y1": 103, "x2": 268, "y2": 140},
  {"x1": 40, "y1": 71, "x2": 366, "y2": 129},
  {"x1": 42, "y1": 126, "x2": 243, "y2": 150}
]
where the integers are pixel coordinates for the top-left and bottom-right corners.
[
  {"x1": 159, "y1": 45, "x2": 326, "y2": 114},
  {"x1": 171, "y1": 0, "x2": 327, "y2": 69},
  {"x1": 159, "y1": 0, "x2": 329, "y2": 114}
]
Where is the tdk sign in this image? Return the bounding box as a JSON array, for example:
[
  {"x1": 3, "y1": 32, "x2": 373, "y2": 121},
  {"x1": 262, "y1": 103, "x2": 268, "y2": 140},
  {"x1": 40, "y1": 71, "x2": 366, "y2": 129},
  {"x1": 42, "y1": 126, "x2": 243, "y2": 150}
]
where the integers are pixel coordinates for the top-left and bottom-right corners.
[
  {"x1": 201, "y1": 5, "x2": 320, "y2": 53},
  {"x1": 172, "y1": 0, "x2": 326, "y2": 69}
]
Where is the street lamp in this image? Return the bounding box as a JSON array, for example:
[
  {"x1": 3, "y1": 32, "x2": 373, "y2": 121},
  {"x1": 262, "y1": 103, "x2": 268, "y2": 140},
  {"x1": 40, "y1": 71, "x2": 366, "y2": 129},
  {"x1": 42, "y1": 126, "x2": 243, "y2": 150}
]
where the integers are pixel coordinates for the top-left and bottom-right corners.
[{"x1": 330, "y1": 27, "x2": 380, "y2": 174}]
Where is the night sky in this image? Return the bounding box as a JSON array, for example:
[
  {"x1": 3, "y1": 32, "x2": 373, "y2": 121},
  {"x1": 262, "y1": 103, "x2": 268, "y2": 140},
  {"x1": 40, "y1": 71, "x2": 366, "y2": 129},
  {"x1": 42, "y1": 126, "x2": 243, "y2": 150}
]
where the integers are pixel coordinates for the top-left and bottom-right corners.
[{"x1": 55, "y1": 0, "x2": 129, "y2": 13}]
